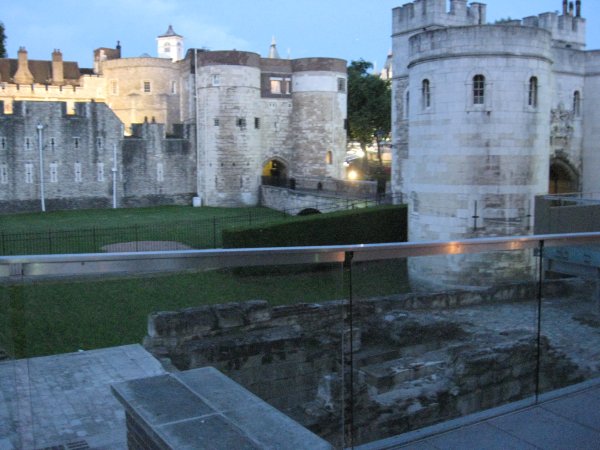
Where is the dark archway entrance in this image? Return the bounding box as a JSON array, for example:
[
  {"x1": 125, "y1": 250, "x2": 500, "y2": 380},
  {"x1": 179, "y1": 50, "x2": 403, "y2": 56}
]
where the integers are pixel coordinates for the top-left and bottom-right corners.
[
  {"x1": 549, "y1": 158, "x2": 579, "y2": 194},
  {"x1": 262, "y1": 159, "x2": 288, "y2": 187}
]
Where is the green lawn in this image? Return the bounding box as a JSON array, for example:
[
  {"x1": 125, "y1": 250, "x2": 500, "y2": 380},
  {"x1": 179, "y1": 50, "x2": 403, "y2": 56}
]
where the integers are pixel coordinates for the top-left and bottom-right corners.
[
  {"x1": 0, "y1": 206, "x2": 286, "y2": 255},
  {"x1": 0, "y1": 259, "x2": 409, "y2": 358},
  {"x1": 0, "y1": 205, "x2": 409, "y2": 358}
]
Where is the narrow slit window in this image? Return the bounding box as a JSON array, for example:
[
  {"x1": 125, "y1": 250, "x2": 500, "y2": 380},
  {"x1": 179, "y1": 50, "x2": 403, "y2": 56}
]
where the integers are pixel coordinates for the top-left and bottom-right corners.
[
  {"x1": 473, "y1": 75, "x2": 485, "y2": 105},
  {"x1": 422, "y1": 79, "x2": 431, "y2": 109},
  {"x1": 573, "y1": 91, "x2": 581, "y2": 116},
  {"x1": 528, "y1": 77, "x2": 538, "y2": 107}
]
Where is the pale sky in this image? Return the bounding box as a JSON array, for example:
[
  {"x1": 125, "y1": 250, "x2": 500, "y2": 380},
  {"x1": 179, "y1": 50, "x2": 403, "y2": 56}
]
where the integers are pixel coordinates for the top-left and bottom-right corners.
[{"x1": 3, "y1": 1, "x2": 599, "y2": 71}]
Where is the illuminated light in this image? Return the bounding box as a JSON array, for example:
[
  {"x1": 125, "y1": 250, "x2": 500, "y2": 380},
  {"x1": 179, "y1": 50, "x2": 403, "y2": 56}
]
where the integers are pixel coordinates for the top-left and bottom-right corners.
[{"x1": 348, "y1": 170, "x2": 358, "y2": 180}]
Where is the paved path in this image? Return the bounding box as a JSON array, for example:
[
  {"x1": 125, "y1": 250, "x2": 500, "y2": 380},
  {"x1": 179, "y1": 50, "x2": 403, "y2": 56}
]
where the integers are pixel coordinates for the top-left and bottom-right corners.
[
  {"x1": 0, "y1": 344, "x2": 166, "y2": 450},
  {"x1": 381, "y1": 381, "x2": 600, "y2": 449}
]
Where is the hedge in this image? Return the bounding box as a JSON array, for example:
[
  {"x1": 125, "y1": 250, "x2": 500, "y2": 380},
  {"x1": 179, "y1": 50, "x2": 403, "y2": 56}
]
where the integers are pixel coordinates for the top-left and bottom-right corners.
[{"x1": 222, "y1": 205, "x2": 407, "y2": 248}]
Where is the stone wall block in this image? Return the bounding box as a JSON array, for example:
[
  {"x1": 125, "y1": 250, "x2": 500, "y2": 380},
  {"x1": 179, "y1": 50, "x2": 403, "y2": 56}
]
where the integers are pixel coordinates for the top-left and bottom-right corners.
[
  {"x1": 212, "y1": 303, "x2": 244, "y2": 329},
  {"x1": 241, "y1": 300, "x2": 272, "y2": 323}
]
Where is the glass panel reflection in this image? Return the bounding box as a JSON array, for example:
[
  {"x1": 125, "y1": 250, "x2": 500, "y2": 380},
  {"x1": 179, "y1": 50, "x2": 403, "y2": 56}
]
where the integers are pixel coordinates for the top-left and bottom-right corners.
[
  {"x1": 538, "y1": 243, "x2": 600, "y2": 395},
  {"x1": 349, "y1": 249, "x2": 539, "y2": 446},
  {"x1": 11, "y1": 260, "x2": 346, "y2": 448}
]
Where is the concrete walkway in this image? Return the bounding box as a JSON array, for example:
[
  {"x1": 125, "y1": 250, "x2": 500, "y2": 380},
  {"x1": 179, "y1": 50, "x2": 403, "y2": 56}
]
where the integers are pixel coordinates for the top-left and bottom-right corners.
[
  {"x1": 0, "y1": 345, "x2": 166, "y2": 450},
  {"x1": 363, "y1": 380, "x2": 600, "y2": 450}
]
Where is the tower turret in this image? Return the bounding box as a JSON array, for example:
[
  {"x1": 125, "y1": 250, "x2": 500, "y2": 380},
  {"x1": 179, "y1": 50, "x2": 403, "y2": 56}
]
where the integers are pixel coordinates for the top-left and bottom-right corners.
[
  {"x1": 268, "y1": 37, "x2": 280, "y2": 59},
  {"x1": 157, "y1": 25, "x2": 184, "y2": 62}
]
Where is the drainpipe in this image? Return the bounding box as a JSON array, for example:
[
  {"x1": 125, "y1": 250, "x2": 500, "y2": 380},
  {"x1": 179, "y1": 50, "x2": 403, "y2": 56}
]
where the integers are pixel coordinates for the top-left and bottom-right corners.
[
  {"x1": 112, "y1": 143, "x2": 118, "y2": 208},
  {"x1": 37, "y1": 123, "x2": 46, "y2": 212}
]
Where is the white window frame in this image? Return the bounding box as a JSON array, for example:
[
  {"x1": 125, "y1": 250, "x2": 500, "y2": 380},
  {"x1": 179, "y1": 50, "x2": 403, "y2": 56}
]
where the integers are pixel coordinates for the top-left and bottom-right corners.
[
  {"x1": 143, "y1": 80, "x2": 152, "y2": 93},
  {"x1": 50, "y1": 163, "x2": 58, "y2": 183},
  {"x1": 25, "y1": 163, "x2": 33, "y2": 184},
  {"x1": 212, "y1": 74, "x2": 220, "y2": 87},
  {"x1": 0, "y1": 164, "x2": 8, "y2": 184},
  {"x1": 74, "y1": 162, "x2": 82, "y2": 182}
]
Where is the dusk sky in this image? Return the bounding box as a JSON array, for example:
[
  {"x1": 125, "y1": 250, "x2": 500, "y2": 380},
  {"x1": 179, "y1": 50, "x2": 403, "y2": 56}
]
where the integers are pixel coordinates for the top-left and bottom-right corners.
[{"x1": 3, "y1": 1, "x2": 599, "y2": 72}]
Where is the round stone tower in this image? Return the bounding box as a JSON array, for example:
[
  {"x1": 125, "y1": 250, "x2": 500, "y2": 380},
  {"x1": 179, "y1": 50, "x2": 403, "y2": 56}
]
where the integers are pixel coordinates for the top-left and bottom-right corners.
[
  {"x1": 401, "y1": 25, "x2": 553, "y2": 288},
  {"x1": 195, "y1": 51, "x2": 263, "y2": 206},
  {"x1": 290, "y1": 58, "x2": 347, "y2": 180}
]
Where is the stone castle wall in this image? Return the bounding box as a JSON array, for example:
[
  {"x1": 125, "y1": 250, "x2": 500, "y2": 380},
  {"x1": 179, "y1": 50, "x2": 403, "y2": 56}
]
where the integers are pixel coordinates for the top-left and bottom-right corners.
[
  {"x1": 0, "y1": 101, "x2": 196, "y2": 212},
  {"x1": 143, "y1": 280, "x2": 585, "y2": 447}
]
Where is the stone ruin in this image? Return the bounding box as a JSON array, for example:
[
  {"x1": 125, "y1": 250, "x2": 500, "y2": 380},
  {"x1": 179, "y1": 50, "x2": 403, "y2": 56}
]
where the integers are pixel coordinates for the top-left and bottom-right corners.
[{"x1": 143, "y1": 280, "x2": 595, "y2": 447}]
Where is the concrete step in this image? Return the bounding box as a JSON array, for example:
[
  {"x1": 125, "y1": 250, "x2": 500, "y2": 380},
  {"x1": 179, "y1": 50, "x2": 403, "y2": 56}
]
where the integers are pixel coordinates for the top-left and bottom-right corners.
[{"x1": 353, "y1": 346, "x2": 402, "y2": 368}]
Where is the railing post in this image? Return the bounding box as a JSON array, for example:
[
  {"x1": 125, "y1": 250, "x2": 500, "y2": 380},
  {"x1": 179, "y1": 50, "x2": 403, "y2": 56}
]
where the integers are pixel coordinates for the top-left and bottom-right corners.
[
  {"x1": 534, "y1": 239, "x2": 545, "y2": 403},
  {"x1": 135, "y1": 225, "x2": 139, "y2": 252},
  {"x1": 342, "y1": 251, "x2": 355, "y2": 448},
  {"x1": 48, "y1": 230, "x2": 53, "y2": 254},
  {"x1": 213, "y1": 217, "x2": 217, "y2": 248}
]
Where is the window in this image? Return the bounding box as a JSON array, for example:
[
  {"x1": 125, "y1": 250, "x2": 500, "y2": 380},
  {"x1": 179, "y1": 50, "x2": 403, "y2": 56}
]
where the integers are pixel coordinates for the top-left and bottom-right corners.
[
  {"x1": 171, "y1": 80, "x2": 177, "y2": 95},
  {"x1": 473, "y1": 75, "x2": 485, "y2": 105},
  {"x1": 74, "y1": 162, "x2": 82, "y2": 182},
  {"x1": 50, "y1": 138, "x2": 56, "y2": 152},
  {"x1": 96, "y1": 137, "x2": 103, "y2": 149},
  {"x1": 164, "y1": 43, "x2": 171, "y2": 54},
  {"x1": 110, "y1": 80, "x2": 118, "y2": 95},
  {"x1": 157, "y1": 163, "x2": 164, "y2": 182},
  {"x1": 528, "y1": 77, "x2": 538, "y2": 107},
  {"x1": 405, "y1": 90, "x2": 410, "y2": 119},
  {"x1": 421, "y1": 79, "x2": 431, "y2": 109},
  {"x1": 269, "y1": 77, "x2": 291, "y2": 95},
  {"x1": 25, "y1": 163, "x2": 33, "y2": 184},
  {"x1": 236, "y1": 118, "x2": 247, "y2": 129},
  {"x1": 50, "y1": 163, "x2": 58, "y2": 183},
  {"x1": 97, "y1": 163, "x2": 105, "y2": 182},
  {"x1": 0, "y1": 164, "x2": 8, "y2": 184},
  {"x1": 214, "y1": 118, "x2": 220, "y2": 127},
  {"x1": 212, "y1": 74, "x2": 220, "y2": 86},
  {"x1": 25, "y1": 137, "x2": 31, "y2": 150},
  {"x1": 143, "y1": 81, "x2": 152, "y2": 93},
  {"x1": 73, "y1": 137, "x2": 80, "y2": 149},
  {"x1": 0, "y1": 137, "x2": 6, "y2": 150},
  {"x1": 254, "y1": 117, "x2": 260, "y2": 129},
  {"x1": 337, "y1": 78, "x2": 346, "y2": 93},
  {"x1": 573, "y1": 91, "x2": 581, "y2": 116},
  {"x1": 326, "y1": 151, "x2": 333, "y2": 165}
]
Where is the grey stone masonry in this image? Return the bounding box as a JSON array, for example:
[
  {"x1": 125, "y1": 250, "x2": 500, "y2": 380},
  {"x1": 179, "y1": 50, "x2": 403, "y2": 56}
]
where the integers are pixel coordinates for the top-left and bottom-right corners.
[{"x1": 111, "y1": 366, "x2": 333, "y2": 450}]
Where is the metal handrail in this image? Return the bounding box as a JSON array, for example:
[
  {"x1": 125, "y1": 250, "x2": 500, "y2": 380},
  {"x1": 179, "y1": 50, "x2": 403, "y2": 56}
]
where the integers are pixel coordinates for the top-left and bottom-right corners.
[{"x1": 2, "y1": 232, "x2": 600, "y2": 279}]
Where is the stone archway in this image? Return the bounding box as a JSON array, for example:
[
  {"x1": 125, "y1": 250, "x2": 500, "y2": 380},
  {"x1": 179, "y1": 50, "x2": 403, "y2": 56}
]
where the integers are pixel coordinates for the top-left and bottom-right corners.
[
  {"x1": 549, "y1": 157, "x2": 579, "y2": 194},
  {"x1": 261, "y1": 158, "x2": 288, "y2": 187}
]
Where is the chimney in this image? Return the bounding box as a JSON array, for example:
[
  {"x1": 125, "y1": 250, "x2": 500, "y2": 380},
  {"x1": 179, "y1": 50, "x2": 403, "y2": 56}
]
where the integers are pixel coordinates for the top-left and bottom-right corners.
[
  {"x1": 14, "y1": 47, "x2": 34, "y2": 85},
  {"x1": 576, "y1": 0, "x2": 581, "y2": 17},
  {"x1": 563, "y1": 0, "x2": 568, "y2": 15},
  {"x1": 52, "y1": 49, "x2": 64, "y2": 85},
  {"x1": 569, "y1": 1, "x2": 574, "y2": 15}
]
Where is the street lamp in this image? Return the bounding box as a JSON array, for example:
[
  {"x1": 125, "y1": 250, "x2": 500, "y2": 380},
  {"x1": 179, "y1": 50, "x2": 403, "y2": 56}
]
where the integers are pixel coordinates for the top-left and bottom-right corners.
[{"x1": 36, "y1": 123, "x2": 46, "y2": 212}]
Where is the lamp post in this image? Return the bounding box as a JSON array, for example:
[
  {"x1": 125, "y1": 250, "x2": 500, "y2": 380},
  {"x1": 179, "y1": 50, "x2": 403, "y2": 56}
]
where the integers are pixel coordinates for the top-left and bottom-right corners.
[{"x1": 36, "y1": 123, "x2": 46, "y2": 212}]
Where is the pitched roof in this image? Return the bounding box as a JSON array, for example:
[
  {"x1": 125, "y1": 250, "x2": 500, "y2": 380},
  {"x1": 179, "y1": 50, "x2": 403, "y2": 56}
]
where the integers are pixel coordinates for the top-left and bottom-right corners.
[
  {"x1": 158, "y1": 25, "x2": 182, "y2": 38},
  {"x1": 0, "y1": 57, "x2": 82, "y2": 85}
]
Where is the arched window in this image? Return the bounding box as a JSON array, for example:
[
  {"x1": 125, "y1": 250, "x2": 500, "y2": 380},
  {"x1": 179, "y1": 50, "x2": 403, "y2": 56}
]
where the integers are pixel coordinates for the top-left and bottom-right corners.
[
  {"x1": 473, "y1": 75, "x2": 485, "y2": 105},
  {"x1": 573, "y1": 91, "x2": 581, "y2": 116},
  {"x1": 405, "y1": 90, "x2": 410, "y2": 119},
  {"x1": 528, "y1": 76, "x2": 538, "y2": 107},
  {"x1": 421, "y1": 79, "x2": 431, "y2": 109}
]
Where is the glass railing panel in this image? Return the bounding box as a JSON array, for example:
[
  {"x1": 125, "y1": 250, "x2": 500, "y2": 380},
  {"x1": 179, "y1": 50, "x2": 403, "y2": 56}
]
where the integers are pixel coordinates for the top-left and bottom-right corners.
[
  {"x1": 348, "y1": 248, "x2": 539, "y2": 446},
  {"x1": 7, "y1": 253, "x2": 347, "y2": 449},
  {"x1": 538, "y1": 241, "x2": 600, "y2": 395},
  {"x1": 0, "y1": 283, "x2": 22, "y2": 450}
]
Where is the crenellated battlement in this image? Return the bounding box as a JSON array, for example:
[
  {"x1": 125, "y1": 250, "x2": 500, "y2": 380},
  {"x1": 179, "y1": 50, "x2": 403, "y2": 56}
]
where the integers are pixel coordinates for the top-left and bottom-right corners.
[
  {"x1": 393, "y1": 0, "x2": 486, "y2": 36},
  {"x1": 393, "y1": 1, "x2": 586, "y2": 49},
  {"x1": 522, "y1": 10, "x2": 585, "y2": 49}
]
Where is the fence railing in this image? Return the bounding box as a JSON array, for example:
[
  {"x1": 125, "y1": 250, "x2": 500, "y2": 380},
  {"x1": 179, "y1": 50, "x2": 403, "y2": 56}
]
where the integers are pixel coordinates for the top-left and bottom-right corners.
[{"x1": 1, "y1": 232, "x2": 600, "y2": 449}]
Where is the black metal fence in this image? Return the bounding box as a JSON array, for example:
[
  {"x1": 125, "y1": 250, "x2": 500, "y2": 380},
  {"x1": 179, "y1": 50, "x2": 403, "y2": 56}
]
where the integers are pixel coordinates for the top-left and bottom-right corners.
[{"x1": 0, "y1": 210, "x2": 287, "y2": 256}]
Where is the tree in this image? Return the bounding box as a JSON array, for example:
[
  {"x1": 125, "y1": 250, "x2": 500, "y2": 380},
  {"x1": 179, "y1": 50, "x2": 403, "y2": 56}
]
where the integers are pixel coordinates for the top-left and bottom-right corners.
[
  {"x1": 347, "y1": 60, "x2": 391, "y2": 165},
  {"x1": 0, "y1": 22, "x2": 6, "y2": 58}
]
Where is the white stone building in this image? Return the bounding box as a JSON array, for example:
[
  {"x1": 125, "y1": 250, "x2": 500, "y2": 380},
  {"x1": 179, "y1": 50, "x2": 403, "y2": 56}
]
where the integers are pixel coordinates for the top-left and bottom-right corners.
[
  {"x1": 0, "y1": 28, "x2": 347, "y2": 210},
  {"x1": 391, "y1": 0, "x2": 598, "y2": 286}
]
